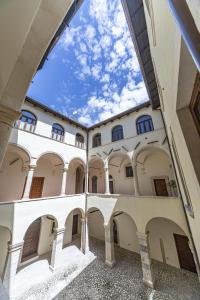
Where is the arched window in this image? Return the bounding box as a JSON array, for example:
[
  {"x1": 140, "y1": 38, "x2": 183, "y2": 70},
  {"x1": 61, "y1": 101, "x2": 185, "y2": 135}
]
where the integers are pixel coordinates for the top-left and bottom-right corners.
[
  {"x1": 93, "y1": 133, "x2": 101, "y2": 147},
  {"x1": 112, "y1": 125, "x2": 124, "y2": 142},
  {"x1": 51, "y1": 123, "x2": 64, "y2": 142},
  {"x1": 109, "y1": 175, "x2": 114, "y2": 194},
  {"x1": 136, "y1": 115, "x2": 154, "y2": 135},
  {"x1": 15, "y1": 110, "x2": 37, "y2": 132},
  {"x1": 92, "y1": 176, "x2": 98, "y2": 193},
  {"x1": 75, "y1": 133, "x2": 84, "y2": 149}
]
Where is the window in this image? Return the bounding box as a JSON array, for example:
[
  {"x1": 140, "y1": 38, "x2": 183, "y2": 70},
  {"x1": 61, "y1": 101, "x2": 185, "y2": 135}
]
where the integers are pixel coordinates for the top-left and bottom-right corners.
[
  {"x1": 112, "y1": 125, "x2": 124, "y2": 142},
  {"x1": 92, "y1": 176, "x2": 97, "y2": 193},
  {"x1": 76, "y1": 133, "x2": 84, "y2": 149},
  {"x1": 93, "y1": 133, "x2": 101, "y2": 147},
  {"x1": 136, "y1": 115, "x2": 154, "y2": 135},
  {"x1": 125, "y1": 166, "x2": 133, "y2": 178},
  {"x1": 15, "y1": 110, "x2": 37, "y2": 132},
  {"x1": 51, "y1": 123, "x2": 64, "y2": 142},
  {"x1": 109, "y1": 175, "x2": 114, "y2": 194}
]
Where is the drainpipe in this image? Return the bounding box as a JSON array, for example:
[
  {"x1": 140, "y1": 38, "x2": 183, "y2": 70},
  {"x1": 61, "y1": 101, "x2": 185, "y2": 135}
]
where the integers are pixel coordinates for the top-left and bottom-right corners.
[
  {"x1": 168, "y1": 0, "x2": 200, "y2": 71},
  {"x1": 158, "y1": 108, "x2": 200, "y2": 274}
]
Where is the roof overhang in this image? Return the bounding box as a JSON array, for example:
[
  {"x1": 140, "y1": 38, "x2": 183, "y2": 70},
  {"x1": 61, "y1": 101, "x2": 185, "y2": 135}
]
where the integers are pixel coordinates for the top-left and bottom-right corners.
[{"x1": 121, "y1": 0, "x2": 160, "y2": 109}]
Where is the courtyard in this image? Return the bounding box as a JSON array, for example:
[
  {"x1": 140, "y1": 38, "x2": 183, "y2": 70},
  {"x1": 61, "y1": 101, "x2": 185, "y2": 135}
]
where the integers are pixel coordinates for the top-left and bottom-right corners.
[{"x1": 54, "y1": 238, "x2": 200, "y2": 300}]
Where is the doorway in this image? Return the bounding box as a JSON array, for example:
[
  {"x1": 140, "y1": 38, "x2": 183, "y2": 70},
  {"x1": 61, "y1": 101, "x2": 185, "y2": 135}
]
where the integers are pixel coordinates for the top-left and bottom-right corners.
[
  {"x1": 21, "y1": 218, "x2": 41, "y2": 262},
  {"x1": 153, "y1": 178, "x2": 168, "y2": 196},
  {"x1": 174, "y1": 234, "x2": 197, "y2": 273},
  {"x1": 72, "y1": 214, "x2": 79, "y2": 236},
  {"x1": 29, "y1": 177, "x2": 44, "y2": 198}
]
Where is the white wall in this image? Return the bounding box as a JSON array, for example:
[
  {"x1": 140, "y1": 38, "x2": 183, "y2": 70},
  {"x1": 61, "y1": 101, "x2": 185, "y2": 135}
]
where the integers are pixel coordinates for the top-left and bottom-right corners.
[
  {"x1": 0, "y1": 226, "x2": 10, "y2": 277},
  {"x1": 88, "y1": 211, "x2": 105, "y2": 241},
  {"x1": 38, "y1": 217, "x2": 54, "y2": 256}
]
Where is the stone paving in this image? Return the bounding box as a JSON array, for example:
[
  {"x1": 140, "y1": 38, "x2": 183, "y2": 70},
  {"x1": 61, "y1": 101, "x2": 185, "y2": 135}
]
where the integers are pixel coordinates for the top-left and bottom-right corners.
[{"x1": 54, "y1": 238, "x2": 200, "y2": 300}]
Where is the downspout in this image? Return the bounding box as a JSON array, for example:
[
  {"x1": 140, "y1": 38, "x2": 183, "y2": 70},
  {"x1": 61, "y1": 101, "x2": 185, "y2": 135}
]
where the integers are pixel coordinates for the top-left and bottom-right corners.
[{"x1": 158, "y1": 108, "x2": 200, "y2": 274}]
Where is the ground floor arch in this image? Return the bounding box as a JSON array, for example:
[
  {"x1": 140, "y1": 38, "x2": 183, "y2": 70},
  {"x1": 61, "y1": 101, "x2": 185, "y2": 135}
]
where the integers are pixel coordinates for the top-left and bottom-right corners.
[{"x1": 146, "y1": 217, "x2": 197, "y2": 273}]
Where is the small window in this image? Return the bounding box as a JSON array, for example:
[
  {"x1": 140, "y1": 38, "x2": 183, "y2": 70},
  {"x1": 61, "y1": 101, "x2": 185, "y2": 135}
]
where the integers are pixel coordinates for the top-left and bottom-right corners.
[
  {"x1": 15, "y1": 110, "x2": 37, "y2": 132},
  {"x1": 93, "y1": 133, "x2": 101, "y2": 147},
  {"x1": 52, "y1": 123, "x2": 64, "y2": 142},
  {"x1": 112, "y1": 125, "x2": 124, "y2": 142},
  {"x1": 125, "y1": 166, "x2": 133, "y2": 178},
  {"x1": 76, "y1": 133, "x2": 84, "y2": 149},
  {"x1": 136, "y1": 115, "x2": 154, "y2": 135}
]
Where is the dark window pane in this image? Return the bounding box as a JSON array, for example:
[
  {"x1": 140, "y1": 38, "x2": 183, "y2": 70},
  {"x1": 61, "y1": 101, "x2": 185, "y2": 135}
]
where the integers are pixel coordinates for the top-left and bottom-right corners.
[{"x1": 136, "y1": 115, "x2": 154, "y2": 135}]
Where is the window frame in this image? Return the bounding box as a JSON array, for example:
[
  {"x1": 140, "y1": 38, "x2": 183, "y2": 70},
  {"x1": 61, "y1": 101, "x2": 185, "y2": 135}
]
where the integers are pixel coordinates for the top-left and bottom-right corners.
[
  {"x1": 92, "y1": 133, "x2": 101, "y2": 148},
  {"x1": 75, "y1": 133, "x2": 85, "y2": 149},
  {"x1": 51, "y1": 123, "x2": 65, "y2": 142},
  {"x1": 136, "y1": 115, "x2": 154, "y2": 135},
  {"x1": 15, "y1": 110, "x2": 37, "y2": 132},
  {"x1": 125, "y1": 165, "x2": 133, "y2": 178},
  {"x1": 112, "y1": 125, "x2": 124, "y2": 142}
]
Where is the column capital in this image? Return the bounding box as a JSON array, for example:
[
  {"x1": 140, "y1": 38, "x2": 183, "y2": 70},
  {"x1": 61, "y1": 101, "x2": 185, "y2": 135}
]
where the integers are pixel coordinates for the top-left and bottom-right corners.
[
  {"x1": 0, "y1": 104, "x2": 21, "y2": 126},
  {"x1": 8, "y1": 242, "x2": 24, "y2": 253},
  {"x1": 53, "y1": 227, "x2": 65, "y2": 235},
  {"x1": 28, "y1": 164, "x2": 37, "y2": 171},
  {"x1": 63, "y1": 167, "x2": 68, "y2": 172},
  {"x1": 136, "y1": 231, "x2": 148, "y2": 241}
]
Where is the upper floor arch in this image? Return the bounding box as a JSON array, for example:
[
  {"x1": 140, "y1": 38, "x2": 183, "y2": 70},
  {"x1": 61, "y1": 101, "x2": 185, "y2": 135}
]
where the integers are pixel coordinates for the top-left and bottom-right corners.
[{"x1": 136, "y1": 115, "x2": 154, "y2": 135}]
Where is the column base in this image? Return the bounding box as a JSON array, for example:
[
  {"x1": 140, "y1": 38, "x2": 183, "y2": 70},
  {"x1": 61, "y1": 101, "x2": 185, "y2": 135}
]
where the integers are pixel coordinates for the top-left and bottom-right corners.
[
  {"x1": 143, "y1": 279, "x2": 154, "y2": 289},
  {"x1": 105, "y1": 259, "x2": 116, "y2": 267}
]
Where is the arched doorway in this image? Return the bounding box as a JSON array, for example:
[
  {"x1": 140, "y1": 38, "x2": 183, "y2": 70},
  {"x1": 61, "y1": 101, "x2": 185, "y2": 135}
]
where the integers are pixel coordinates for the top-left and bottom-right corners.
[
  {"x1": 113, "y1": 219, "x2": 118, "y2": 245},
  {"x1": 88, "y1": 158, "x2": 104, "y2": 193},
  {"x1": 146, "y1": 217, "x2": 196, "y2": 273}
]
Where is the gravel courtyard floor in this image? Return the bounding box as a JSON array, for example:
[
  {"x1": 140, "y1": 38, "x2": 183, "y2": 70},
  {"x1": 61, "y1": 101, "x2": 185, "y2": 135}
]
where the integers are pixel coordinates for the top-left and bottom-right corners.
[{"x1": 54, "y1": 238, "x2": 200, "y2": 300}]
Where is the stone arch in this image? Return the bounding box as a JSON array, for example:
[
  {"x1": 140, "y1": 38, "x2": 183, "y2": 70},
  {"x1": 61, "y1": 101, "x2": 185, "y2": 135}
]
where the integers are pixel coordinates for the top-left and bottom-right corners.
[
  {"x1": 36, "y1": 151, "x2": 65, "y2": 166},
  {"x1": 63, "y1": 208, "x2": 84, "y2": 249},
  {"x1": 87, "y1": 207, "x2": 105, "y2": 244},
  {"x1": 145, "y1": 217, "x2": 196, "y2": 272},
  {"x1": 132, "y1": 145, "x2": 176, "y2": 196},
  {"x1": 19, "y1": 214, "x2": 58, "y2": 267},
  {"x1": 88, "y1": 157, "x2": 105, "y2": 193},
  {"x1": 0, "y1": 143, "x2": 32, "y2": 201},
  {"x1": 67, "y1": 158, "x2": 86, "y2": 194}
]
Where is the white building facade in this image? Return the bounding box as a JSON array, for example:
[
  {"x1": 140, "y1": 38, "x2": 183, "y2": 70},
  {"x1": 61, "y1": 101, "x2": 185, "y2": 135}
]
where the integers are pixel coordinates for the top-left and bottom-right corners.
[{"x1": 0, "y1": 97, "x2": 197, "y2": 298}]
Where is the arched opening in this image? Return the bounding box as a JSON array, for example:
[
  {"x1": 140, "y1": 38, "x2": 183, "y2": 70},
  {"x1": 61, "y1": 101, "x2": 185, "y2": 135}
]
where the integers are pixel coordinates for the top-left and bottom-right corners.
[
  {"x1": 92, "y1": 133, "x2": 101, "y2": 148},
  {"x1": 0, "y1": 144, "x2": 30, "y2": 201},
  {"x1": 51, "y1": 123, "x2": 65, "y2": 142},
  {"x1": 0, "y1": 226, "x2": 11, "y2": 280},
  {"x1": 15, "y1": 110, "x2": 37, "y2": 132},
  {"x1": 34, "y1": 153, "x2": 64, "y2": 198},
  {"x1": 111, "y1": 211, "x2": 139, "y2": 257},
  {"x1": 88, "y1": 158, "x2": 104, "y2": 193},
  {"x1": 108, "y1": 152, "x2": 133, "y2": 194},
  {"x1": 63, "y1": 208, "x2": 83, "y2": 250},
  {"x1": 75, "y1": 133, "x2": 85, "y2": 149},
  {"x1": 146, "y1": 217, "x2": 197, "y2": 273},
  {"x1": 20, "y1": 215, "x2": 58, "y2": 266},
  {"x1": 67, "y1": 158, "x2": 85, "y2": 194},
  {"x1": 134, "y1": 147, "x2": 177, "y2": 196},
  {"x1": 87, "y1": 207, "x2": 105, "y2": 260},
  {"x1": 112, "y1": 125, "x2": 124, "y2": 142}
]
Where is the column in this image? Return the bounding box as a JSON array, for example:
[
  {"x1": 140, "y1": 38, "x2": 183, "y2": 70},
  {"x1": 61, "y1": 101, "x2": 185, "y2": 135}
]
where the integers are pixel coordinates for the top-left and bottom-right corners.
[
  {"x1": 132, "y1": 163, "x2": 140, "y2": 196},
  {"x1": 22, "y1": 165, "x2": 36, "y2": 199},
  {"x1": 104, "y1": 160, "x2": 110, "y2": 194},
  {"x1": 81, "y1": 217, "x2": 89, "y2": 254},
  {"x1": 137, "y1": 232, "x2": 154, "y2": 288},
  {"x1": 104, "y1": 222, "x2": 115, "y2": 267},
  {"x1": 3, "y1": 242, "x2": 23, "y2": 297},
  {"x1": 0, "y1": 104, "x2": 21, "y2": 168},
  {"x1": 50, "y1": 227, "x2": 65, "y2": 270},
  {"x1": 60, "y1": 167, "x2": 68, "y2": 196}
]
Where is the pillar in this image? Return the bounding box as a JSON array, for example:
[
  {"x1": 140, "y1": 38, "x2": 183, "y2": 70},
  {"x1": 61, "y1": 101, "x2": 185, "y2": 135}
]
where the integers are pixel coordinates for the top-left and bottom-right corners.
[
  {"x1": 81, "y1": 217, "x2": 89, "y2": 254},
  {"x1": 104, "y1": 222, "x2": 115, "y2": 267},
  {"x1": 132, "y1": 163, "x2": 140, "y2": 196},
  {"x1": 22, "y1": 165, "x2": 36, "y2": 199},
  {"x1": 50, "y1": 227, "x2": 65, "y2": 270},
  {"x1": 137, "y1": 232, "x2": 154, "y2": 288},
  {"x1": 2, "y1": 242, "x2": 23, "y2": 297},
  {"x1": 60, "y1": 167, "x2": 68, "y2": 196},
  {"x1": 104, "y1": 160, "x2": 110, "y2": 194},
  {"x1": 0, "y1": 104, "x2": 20, "y2": 168}
]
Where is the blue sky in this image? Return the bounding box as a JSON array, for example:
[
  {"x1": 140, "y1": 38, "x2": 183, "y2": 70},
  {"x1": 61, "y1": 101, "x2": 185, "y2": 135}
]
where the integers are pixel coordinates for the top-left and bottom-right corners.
[{"x1": 28, "y1": 0, "x2": 148, "y2": 126}]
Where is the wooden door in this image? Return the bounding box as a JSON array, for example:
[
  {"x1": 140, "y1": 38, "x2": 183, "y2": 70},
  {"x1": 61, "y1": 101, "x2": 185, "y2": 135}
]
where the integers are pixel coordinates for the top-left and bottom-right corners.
[
  {"x1": 154, "y1": 178, "x2": 168, "y2": 196},
  {"x1": 72, "y1": 214, "x2": 78, "y2": 235},
  {"x1": 30, "y1": 177, "x2": 44, "y2": 199},
  {"x1": 174, "y1": 234, "x2": 197, "y2": 273},
  {"x1": 21, "y1": 218, "x2": 41, "y2": 262}
]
